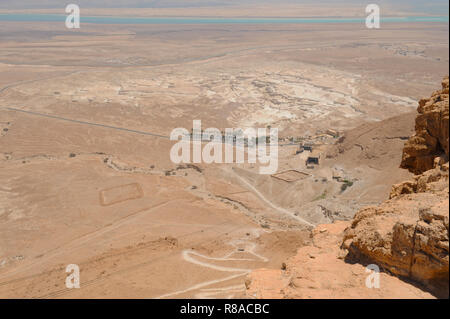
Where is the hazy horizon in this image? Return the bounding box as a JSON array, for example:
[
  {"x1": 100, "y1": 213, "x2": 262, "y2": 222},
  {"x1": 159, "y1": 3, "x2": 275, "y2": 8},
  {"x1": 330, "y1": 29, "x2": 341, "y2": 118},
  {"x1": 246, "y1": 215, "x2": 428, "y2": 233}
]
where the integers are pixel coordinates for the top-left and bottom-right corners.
[{"x1": 1, "y1": 0, "x2": 448, "y2": 15}]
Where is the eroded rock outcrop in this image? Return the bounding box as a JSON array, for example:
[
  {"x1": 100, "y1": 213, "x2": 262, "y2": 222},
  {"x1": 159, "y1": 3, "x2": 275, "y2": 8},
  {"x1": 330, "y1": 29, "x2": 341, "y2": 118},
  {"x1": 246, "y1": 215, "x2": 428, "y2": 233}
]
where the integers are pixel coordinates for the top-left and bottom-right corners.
[
  {"x1": 246, "y1": 77, "x2": 449, "y2": 299},
  {"x1": 390, "y1": 162, "x2": 449, "y2": 198},
  {"x1": 341, "y1": 189, "x2": 448, "y2": 296},
  {"x1": 246, "y1": 222, "x2": 434, "y2": 299},
  {"x1": 342, "y1": 78, "x2": 449, "y2": 297},
  {"x1": 400, "y1": 77, "x2": 449, "y2": 174}
]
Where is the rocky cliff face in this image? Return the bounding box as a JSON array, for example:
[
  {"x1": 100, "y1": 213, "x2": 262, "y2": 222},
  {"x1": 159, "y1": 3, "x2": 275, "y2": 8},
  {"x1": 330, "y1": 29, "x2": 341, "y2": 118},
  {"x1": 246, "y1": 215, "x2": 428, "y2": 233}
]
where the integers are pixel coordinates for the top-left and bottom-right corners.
[
  {"x1": 401, "y1": 77, "x2": 449, "y2": 174},
  {"x1": 341, "y1": 181, "x2": 448, "y2": 297},
  {"x1": 246, "y1": 77, "x2": 449, "y2": 299},
  {"x1": 342, "y1": 77, "x2": 449, "y2": 297}
]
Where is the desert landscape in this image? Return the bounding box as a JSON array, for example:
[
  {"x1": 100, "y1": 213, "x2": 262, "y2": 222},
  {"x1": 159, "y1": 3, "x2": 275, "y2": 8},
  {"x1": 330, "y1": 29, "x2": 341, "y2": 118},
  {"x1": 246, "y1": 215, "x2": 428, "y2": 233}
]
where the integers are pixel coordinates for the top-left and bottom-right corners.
[{"x1": 0, "y1": 1, "x2": 448, "y2": 299}]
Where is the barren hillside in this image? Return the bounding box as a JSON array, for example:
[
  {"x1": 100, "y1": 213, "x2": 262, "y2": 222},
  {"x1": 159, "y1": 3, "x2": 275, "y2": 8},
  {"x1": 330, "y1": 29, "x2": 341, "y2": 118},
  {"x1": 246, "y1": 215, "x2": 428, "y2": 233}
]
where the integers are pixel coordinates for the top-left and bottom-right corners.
[{"x1": 246, "y1": 77, "x2": 449, "y2": 299}]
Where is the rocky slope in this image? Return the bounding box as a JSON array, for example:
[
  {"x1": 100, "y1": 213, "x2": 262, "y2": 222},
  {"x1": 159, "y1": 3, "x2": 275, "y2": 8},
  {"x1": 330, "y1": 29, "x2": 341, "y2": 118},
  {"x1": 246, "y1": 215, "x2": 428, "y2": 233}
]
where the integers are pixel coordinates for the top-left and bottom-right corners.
[
  {"x1": 245, "y1": 77, "x2": 449, "y2": 299},
  {"x1": 342, "y1": 77, "x2": 449, "y2": 297},
  {"x1": 246, "y1": 222, "x2": 434, "y2": 298}
]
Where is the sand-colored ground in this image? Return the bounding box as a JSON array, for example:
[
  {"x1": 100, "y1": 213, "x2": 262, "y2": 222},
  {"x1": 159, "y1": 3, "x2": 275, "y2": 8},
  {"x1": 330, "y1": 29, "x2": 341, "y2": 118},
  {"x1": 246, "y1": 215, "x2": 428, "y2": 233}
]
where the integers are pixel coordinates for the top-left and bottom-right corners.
[{"x1": 0, "y1": 18, "x2": 448, "y2": 298}]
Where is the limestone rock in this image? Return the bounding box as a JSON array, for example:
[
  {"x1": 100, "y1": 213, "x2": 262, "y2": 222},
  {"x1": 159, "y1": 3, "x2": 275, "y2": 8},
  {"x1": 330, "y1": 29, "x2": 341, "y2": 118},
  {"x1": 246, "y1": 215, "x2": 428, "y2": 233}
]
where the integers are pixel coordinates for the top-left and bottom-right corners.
[
  {"x1": 246, "y1": 78, "x2": 449, "y2": 299},
  {"x1": 342, "y1": 190, "x2": 449, "y2": 297},
  {"x1": 401, "y1": 77, "x2": 449, "y2": 174},
  {"x1": 343, "y1": 77, "x2": 449, "y2": 297},
  {"x1": 390, "y1": 163, "x2": 449, "y2": 199},
  {"x1": 245, "y1": 222, "x2": 434, "y2": 299}
]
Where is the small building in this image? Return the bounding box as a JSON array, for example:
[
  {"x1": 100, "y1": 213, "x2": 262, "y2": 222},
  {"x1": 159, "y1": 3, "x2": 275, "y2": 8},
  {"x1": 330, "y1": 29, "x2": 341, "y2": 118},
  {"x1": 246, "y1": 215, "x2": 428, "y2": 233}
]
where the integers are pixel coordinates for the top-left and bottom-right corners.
[
  {"x1": 303, "y1": 145, "x2": 313, "y2": 152},
  {"x1": 306, "y1": 156, "x2": 319, "y2": 165}
]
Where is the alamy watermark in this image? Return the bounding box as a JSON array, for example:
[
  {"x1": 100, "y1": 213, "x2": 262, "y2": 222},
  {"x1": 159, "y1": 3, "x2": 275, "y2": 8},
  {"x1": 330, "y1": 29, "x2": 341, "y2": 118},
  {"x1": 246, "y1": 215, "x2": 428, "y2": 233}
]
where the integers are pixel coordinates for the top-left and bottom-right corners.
[
  {"x1": 365, "y1": 264, "x2": 380, "y2": 288},
  {"x1": 63, "y1": 4, "x2": 379, "y2": 30},
  {"x1": 65, "y1": 264, "x2": 80, "y2": 289},
  {"x1": 366, "y1": 4, "x2": 380, "y2": 29},
  {"x1": 65, "y1": 4, "x2": 80, "y2": 29},
  {"x1": 170, "y1": 120, "x2": 278, "y2": 175}
]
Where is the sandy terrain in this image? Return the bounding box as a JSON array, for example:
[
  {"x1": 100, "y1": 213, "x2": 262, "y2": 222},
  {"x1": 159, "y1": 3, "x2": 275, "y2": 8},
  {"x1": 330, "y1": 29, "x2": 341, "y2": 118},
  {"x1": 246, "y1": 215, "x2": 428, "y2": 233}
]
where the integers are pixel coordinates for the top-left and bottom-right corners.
[{"x1": 0, "y1": 17, "x2": 448, "y2": 298}]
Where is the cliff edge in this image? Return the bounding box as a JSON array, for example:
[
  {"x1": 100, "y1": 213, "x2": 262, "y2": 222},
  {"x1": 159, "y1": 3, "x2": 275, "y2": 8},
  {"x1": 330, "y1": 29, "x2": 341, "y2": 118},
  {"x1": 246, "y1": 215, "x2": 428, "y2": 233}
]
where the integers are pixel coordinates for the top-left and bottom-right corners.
[
  {"x1": 245, "y1": 77, "x2": 449, "y2": 299},
  {"x1": 401, "y1": 77, "x2": 449, "y2": 174},
  {"x1": 342, "y1": 77, "x2": 449, "y2": 297}
]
